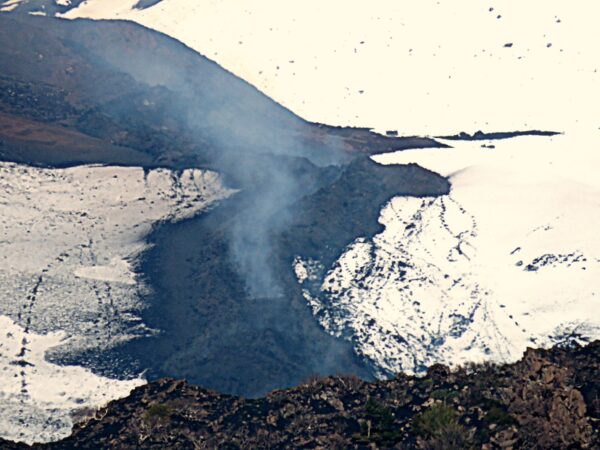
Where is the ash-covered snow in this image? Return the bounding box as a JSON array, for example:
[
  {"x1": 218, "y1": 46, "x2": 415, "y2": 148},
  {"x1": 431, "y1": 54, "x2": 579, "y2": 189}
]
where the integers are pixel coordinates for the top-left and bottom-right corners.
[
  {"x1": 0, "y1": 162, "x2": 233, "y2": 443},
  {"x1": 297, "y1": 131, "x2": 600, "y2": 376},
  {"x1": 73, "y1": 257, "x2": 137, "y2": 285}
]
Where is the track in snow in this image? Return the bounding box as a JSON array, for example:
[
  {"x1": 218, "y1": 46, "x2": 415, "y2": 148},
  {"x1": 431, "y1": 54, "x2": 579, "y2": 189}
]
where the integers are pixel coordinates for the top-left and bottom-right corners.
[
  {"x1": 0, "y1": 162, "x2": 233, "y2": 444},
  {"x1": 297, "y1": 132, "x2": 600, "y2": 377}
]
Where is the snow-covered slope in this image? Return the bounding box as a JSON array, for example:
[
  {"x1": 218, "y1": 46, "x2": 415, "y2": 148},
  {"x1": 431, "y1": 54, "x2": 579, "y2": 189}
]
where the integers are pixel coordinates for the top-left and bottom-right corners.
[
  {"x1": 2, "y1": 0, "x2": 599, "y2": 426},
  {"x1": 0, "y1": 162, "x2": 233, "y2": 443},
  {"x1": 296, "y1": 131, "x2": 600, "y2": 376},
  {"x1": 61, "y1": 0, "x2": 600, "y2": 135},
  {"x1": 59, "y1": 0, "x2": 600, "y2": 376},
  {"x1": 0, "y1": 316, "x2": 143, "y2": 444}
]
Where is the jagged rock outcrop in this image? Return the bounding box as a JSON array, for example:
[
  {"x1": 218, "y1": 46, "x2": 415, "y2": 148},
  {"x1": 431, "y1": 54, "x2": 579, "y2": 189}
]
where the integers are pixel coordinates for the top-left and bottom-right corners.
[{"x1": 3, "y1": 340, "x2": 598, "y2": 449}]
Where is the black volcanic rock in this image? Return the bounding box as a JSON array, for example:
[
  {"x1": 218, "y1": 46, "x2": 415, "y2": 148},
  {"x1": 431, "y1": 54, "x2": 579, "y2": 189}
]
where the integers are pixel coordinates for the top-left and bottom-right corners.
[
  {"x1": 281, "y1": 158, "x2": 450, "y2": 267},
  {"x1": 3, "y1": 340, "x2": 598, "y2": 449},
  {"x1": 439, "y1": 130, "x2": 560, "y2": 141},
  {"x1": 0, "y1": 14, "x2": 443, "y2": 169}
]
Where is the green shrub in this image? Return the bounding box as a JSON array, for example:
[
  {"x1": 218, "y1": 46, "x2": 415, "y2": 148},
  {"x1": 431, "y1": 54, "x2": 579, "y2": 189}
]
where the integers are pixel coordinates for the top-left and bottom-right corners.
[
  {"x1": 143, "y1": 403, "x2": 172, "y2": 423},
  {"x1": 353, "y1": 398, "x2": 402, "y2": 445},
  {"x1": 413, "y1": 403, "x2": 472, "y2": 450},
  {"x1": 421, "y1": 423, "x2": 473, "y2": 450},
  {"x1": 365, "y1": 397, "x2": 394, "y2": 429},
  {"x1": 484, "y1": 406, "x2": 517, "y2": 428},
  {"x1": 430, "y1": 389, "x2": 459, "y2": 401}
]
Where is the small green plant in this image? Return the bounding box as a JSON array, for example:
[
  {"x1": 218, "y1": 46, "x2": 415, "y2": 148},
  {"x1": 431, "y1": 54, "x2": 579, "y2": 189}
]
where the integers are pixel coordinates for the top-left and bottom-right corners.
[
  {"x1": 413, "y1": 403, "x2": 458, "y2": 438},
  {"x1": 352, "y1": 398, "x2": 402, "y2": 445},
  {"x1": 413, "y1": 403, "x2": 472, "y2": 450},
  {"x1": 430, "y1": 389, "x2": 459, "y2": 401},
  {"x1": 365, "y1": 397, "x2": 394, "y2": 429},
  {"x1": 143, "y1": 403, "x2": 172, "y2": 423},
  {"x1": 484, "y1": 406, "x2": 517, "y2": 428}
]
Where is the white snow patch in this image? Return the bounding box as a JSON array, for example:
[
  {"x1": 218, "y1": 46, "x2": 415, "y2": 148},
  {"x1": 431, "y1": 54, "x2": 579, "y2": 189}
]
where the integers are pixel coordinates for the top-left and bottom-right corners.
[
  {"x1": 298, "y1": 131, "x2": 600, "y2": 376},
  {"x1": 62, "y1": 0, "x2": 600, "y2": 135},
  {"x1": 0, "y1": 0, "x2": 24, "y2": 12},
  {"x1": 0, "y1": 315, "x2": 143, "y2": 444},
  {"x1": 74, "y1": 257, "x2": 136, "y2": 285},
  {"x1": 293, "y1": 258, "x2": 309, "y2": 283},
  {"x1": 0, "y1": 162, "x2": 234, "y2": 443},
  {"x1": 293, "y1": 256, "x2": 323, "y2": 284}
]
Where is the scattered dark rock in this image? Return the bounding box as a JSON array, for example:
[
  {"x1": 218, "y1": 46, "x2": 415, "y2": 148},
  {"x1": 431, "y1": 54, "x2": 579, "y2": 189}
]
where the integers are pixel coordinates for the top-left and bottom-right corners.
[
  {"x1": 133, "y1": 0, "x2": 164, "y2": 10},
  {"x1": 2, "y1": 340, "x2": 598, "y2": 449},
  {"x1": 439, "y1": 130, "x2": 561, "y2": 141}
]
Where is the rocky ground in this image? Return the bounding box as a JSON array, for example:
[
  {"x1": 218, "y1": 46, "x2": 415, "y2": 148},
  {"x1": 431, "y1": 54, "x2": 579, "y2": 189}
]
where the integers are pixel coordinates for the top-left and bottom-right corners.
[{"x1": 1, "y1": 340, "x2": 597, "y2": 449}]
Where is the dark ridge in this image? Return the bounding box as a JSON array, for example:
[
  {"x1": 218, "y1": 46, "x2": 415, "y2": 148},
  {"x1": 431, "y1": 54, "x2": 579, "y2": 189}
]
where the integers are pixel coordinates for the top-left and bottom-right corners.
[
  {"x1": 280, "y1": 158, "x2": 451, "y2": 270},
  {"x1": 133, "y1": 0, "x2": 164, "y2": 10},
  {"x1": 0, "y1": 13, "x2": 444, "y2": 170},
  {"x1": 438, "y1": 130, "x2": 561, "y2": 141},
  {"x1": 3, "y1": 340, "x2": 598, "y2": 449},
  {"x1": 0, "y1": 0, "x2": 88, "y2": 18}
]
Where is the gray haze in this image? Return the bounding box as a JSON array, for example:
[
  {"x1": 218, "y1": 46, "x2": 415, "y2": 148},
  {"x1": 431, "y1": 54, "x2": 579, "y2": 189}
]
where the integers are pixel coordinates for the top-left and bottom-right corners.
[{"x1": 81, "y1": 20, "x2": 347, "y2": 297}]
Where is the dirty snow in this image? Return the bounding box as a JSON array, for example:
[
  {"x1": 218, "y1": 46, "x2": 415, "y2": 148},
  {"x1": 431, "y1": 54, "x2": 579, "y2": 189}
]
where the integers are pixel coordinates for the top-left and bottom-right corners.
[{"x1": 0, "y1": 162, "x2": 233, "y2": 443}]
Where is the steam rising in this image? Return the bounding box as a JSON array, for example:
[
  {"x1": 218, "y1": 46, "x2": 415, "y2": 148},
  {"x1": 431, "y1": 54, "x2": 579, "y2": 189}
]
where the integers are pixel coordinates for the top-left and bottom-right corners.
[{"x1": 84, "y1": 26, "x2": 346, "y2": 297}]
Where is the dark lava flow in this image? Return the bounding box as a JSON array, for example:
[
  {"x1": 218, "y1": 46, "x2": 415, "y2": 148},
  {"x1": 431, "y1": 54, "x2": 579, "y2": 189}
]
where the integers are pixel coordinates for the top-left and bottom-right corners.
[
  {"x1": 95, "y1": 159, "x2": 450, "y2": 397},
  {"x1": 0, "y1": 13, "x2": 450, "y2": 396}
]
